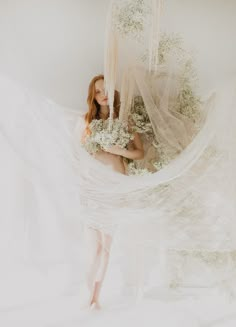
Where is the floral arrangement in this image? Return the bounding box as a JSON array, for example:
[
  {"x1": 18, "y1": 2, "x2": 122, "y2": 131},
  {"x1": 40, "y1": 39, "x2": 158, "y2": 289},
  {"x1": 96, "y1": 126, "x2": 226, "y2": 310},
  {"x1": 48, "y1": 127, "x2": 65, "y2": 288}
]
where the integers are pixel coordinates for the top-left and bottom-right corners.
[
  {"x1": 82, "y1": 118, "x2": 134, "y2": 155},
  {"x1": 167, "y1": 249, "x2": 236, "y2": 292},
  {"x1": 175, "y1": 60, "x2": 201, "y2": 124},
  {"x1": 127, "y1": 161, "x2": 151, "y2": 176},
  {"x1": 158, "y1": 32, "x2": 186, "y2": 64},
  {"x1": 112, "y1": 0, "x2": 150, "y2": 41},
  {"x1": 127, "y1": 33, "x2": 202, "y2": 175},
  {"x1": 158, "y1": 33, "x2": 202, "y2": 122},
  {"x1": 129, "y1": 96, "x2": 153, "y2": 137}
]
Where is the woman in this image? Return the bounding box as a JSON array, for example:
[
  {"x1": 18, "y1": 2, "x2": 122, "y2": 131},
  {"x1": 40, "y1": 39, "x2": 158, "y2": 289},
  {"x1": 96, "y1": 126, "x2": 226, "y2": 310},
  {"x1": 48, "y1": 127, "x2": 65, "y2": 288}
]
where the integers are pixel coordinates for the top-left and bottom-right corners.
[{"x1": 81, "y1": 74, "x2": 144, "y2": 309}]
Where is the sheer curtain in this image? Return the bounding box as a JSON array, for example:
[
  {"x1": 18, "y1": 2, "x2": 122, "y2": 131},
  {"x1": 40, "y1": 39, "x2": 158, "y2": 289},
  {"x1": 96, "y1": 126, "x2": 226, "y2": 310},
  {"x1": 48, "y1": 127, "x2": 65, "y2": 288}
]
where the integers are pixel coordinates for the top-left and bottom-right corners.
[{"x1": 0, "y1": 0, "x2": 236, "y2": 310}]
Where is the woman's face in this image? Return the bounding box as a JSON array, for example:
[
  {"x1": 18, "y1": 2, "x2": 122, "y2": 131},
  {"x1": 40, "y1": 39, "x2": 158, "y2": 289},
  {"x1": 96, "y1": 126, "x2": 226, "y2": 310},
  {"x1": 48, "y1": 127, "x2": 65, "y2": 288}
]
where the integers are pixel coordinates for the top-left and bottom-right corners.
[{"x1": 94, "y1": 79, "x2": 108, "y2": 106}]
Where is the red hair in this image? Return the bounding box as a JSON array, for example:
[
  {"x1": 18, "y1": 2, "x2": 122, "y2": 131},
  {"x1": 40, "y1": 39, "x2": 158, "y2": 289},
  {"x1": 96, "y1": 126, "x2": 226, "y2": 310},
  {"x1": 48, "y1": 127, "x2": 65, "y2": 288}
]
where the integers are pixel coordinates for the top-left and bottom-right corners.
[{"x1": 84, "y1": 74, "x2": 120, "y2": 135}]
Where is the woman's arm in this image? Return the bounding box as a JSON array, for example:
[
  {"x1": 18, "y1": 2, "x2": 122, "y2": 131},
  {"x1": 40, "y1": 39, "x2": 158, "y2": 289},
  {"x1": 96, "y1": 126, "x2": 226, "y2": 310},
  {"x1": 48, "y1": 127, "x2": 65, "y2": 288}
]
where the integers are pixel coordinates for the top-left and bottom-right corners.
[
  {"x1": 81, "y1": 129, "x2": 87, "y2": 144},
  {"x1": 105, "y1": 133, "x2": 144, "y2": 160}
]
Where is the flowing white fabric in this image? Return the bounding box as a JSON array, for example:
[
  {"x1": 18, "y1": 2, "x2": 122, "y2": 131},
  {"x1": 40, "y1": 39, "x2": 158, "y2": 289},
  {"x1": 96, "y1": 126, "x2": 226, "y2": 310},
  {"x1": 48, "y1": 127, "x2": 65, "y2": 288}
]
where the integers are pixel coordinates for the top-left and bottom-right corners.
[{"x1": 1, "y1": 0, "x2": 236, "y2": 309}]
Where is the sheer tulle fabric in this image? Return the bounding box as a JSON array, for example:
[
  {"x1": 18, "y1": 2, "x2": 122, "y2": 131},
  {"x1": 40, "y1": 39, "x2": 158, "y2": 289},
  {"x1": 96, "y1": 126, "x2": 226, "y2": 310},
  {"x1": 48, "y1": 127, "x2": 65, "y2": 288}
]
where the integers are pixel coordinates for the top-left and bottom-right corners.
[{"x1": 0, "y1": 0, "x2": 236, "y2": 306}]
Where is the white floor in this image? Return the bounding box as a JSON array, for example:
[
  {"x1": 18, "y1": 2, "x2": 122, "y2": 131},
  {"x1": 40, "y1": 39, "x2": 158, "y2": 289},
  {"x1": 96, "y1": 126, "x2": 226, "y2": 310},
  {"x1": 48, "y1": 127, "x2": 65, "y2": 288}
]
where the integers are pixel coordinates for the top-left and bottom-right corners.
[
  {"x1": 1, "y1": 275, "x2": 236, "y2": 327},
  {"x1": 0, "y1": 252, "x2": 235, "y2": 327}
]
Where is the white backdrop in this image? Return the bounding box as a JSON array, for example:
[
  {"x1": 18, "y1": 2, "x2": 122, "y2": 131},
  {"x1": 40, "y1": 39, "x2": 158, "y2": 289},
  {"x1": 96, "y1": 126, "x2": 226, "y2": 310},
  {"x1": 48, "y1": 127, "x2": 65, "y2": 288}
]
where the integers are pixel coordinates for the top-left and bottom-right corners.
[
  {"x1": 1, "y1": 1, "x2": 236, "y2": 325},
  {"x1": 0, "y1": 0, "x2": 235, "y2": 109}
]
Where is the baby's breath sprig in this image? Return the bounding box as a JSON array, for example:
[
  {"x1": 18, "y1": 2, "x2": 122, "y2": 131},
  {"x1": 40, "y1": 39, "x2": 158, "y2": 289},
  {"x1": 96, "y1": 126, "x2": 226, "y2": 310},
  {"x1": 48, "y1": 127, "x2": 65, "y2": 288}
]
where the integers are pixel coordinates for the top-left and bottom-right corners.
[{"x1": 82, "y1": 118, "x2": 134, "y2": 155}]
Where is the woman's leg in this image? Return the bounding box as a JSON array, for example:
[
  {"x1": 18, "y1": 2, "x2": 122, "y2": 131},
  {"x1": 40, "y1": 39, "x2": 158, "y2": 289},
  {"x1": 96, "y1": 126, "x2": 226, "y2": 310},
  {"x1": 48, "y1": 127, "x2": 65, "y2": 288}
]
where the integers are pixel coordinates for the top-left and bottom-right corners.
[
  {"x1": 89, "y1": 232, "x2": 112, "y2": 308},
  {"x1": 84, "y1": 227, "x2": 102, "y2": 296}
]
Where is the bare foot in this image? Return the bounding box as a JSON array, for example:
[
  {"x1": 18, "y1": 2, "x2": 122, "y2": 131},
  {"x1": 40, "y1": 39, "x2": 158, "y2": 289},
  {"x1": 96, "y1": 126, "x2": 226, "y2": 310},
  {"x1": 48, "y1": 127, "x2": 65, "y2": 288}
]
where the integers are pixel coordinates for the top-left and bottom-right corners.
[{"x1": 89, "y1": 301, "x2": 102, "y2": 310}]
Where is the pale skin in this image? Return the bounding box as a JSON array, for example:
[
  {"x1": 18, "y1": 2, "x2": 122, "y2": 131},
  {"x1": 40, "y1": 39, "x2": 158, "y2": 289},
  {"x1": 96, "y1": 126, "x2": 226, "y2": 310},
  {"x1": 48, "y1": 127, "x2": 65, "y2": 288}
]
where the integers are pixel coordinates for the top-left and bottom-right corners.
[{"x1": 83, "y1": 79, "x2": 144, "y2": 309}]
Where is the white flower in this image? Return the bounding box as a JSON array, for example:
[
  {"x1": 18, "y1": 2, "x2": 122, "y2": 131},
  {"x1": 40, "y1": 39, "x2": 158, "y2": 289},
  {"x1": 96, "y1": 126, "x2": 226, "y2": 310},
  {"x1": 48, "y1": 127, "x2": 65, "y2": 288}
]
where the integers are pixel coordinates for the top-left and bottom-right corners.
[{"x1": 82, "y1": 118, "x2": 134, "y2": 154}]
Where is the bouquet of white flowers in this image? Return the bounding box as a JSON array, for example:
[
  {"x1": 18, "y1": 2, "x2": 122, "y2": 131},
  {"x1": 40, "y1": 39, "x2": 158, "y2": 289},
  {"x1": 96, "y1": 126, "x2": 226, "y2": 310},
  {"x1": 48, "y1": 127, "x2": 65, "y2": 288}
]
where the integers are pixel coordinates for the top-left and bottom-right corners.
[{"x1": 83, "y1": 118, "x2": 134, "y2": 154}]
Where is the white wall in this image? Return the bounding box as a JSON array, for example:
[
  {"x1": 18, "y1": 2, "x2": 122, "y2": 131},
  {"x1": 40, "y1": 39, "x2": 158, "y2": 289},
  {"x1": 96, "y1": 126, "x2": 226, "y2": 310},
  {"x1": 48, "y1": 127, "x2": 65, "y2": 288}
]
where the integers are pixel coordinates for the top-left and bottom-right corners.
[
  {"x1": 0, "y1": 0, "x2": 110, "y2": 109},
  {"x1": 162, "y1": 0, "x2": 236, "y2": 94},
  {"x1": 0, "y1": 0, "x2": 235, "y2": 108}
]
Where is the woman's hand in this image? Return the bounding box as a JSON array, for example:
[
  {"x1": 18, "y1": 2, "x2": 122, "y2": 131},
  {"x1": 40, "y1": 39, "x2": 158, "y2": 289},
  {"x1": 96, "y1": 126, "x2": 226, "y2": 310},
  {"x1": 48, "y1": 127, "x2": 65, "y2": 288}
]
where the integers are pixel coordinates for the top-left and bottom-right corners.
[
  {"x1": 104, "y1": 145, "x2": 124, "y2": 156},
  {"x1": 104, "y1": 133, "x2": 144, "y2": 160}
]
